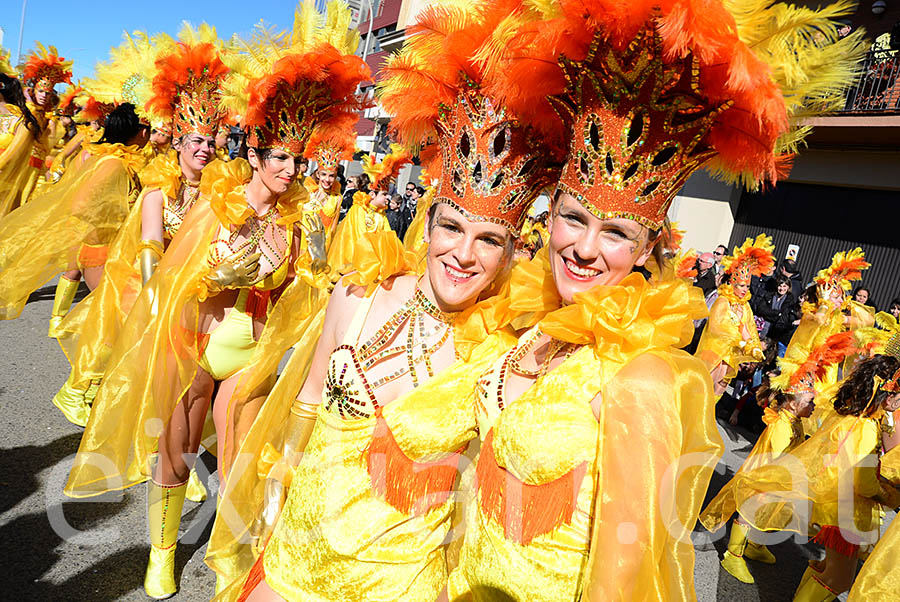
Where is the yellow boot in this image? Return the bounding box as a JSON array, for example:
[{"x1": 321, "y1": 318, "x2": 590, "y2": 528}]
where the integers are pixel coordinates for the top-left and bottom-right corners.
[
  {"x1": 185, "y1": 468, "x2": 207, "y2": 503},
  {"x1": 745, "y1": 541, "x2": 777, "y2": 564},
  {"x1": 721, "y1": 522, "x2": 754, "y2": 584},
  {"x1": 48, "y1": 276, "x2": 79, "y2": 338},
  {"x1": 52, "y1": 376, "x2": 91, "y2": 427},
  {"x1": 144, "y1": 480, "x2": 187, "y2": 600},
  {"x1": 792, "y1": 568, "x2": 837, "y2": 602}
]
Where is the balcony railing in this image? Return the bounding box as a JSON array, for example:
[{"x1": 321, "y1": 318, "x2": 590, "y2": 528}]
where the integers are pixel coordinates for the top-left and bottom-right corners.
[{"x1": 838, "y1": 49, "x2": 900, "y2": 114}]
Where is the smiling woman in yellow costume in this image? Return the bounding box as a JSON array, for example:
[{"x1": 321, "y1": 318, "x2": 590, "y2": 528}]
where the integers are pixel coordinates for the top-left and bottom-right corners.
[
  {"x1": 442, "y1": 0, "x2": 864, "y2": 600},
  {"x1": 213, "y1": 3, "x2": 563, "y2": 600},
  {"x1": 0, "y1": 43, "x2": 70, "y2": 217},
  {"x1": 695, "y1": 234, "x2": 775, "y2": 393},
  {"x1": 63, "y1": 9, "x2": 372, "y2": 597},
  {"x1": 52, "y1": 27, "x2": 226, "y2": 430},
  {"x1": 700, "y1": 331, "x2": 855, "y2": 585},
  {"x1": 304, "y1": 128, "x2": 352, "y2": 249}
]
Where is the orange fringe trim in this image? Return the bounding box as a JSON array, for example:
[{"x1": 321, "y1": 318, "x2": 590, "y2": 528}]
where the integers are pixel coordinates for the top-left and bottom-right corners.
[
  {"x1": 77, "y1": 244, "x2": 109, "y2": 268},
  {"x1": 236, "y1": 548, "x2": 266, "y2": 602},
  {"x1": 812, "y1": 525, "x2": 860, "y2": 557},
  {"x1": 476, "y1": 430, "x2": 587, "y2": 545},
  {"x1": 366, "y1": 410, "x2": 463, "y2": 516}
]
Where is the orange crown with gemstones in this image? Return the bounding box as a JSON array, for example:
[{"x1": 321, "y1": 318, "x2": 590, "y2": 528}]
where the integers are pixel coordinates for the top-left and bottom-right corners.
[
  {"x1": 146, "y1": 25, "x2": 230, "y2": 138},
  {"x1": 379, "y1": 0, "x2": 564, "y2": 232},
  {"x1": 23, "y1": 43, "x2": 72, "y2": 92},
  {"x1": 75, "y1": 91, "x2": 116, "y2": 123},
  {"x1": 305, "y1": 116, "x2": 357, "y2": 171},
  {"x1": 722, "y1": 234, "x2": 776, "y2": 287},
  {"x1": 815, "y1": 247, "x2": 870, "y2": 292},
  {"x1": 484, "y1": 0, "x2": 866, "y2": 230},
  {"x1": 361, "y1": 144, "x2": 411, "y2": 191},
  {"x1": 774, "y1": 332, "x2": 856, "y2": 395},
  {"x1": 221, "y1": 1, "x2": 369, "y2": 156}
]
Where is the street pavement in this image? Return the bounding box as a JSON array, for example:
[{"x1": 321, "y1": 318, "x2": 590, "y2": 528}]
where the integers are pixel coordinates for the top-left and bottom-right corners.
[{"x1": 1, "y1": 278, "x2": 886, "y2": 600}]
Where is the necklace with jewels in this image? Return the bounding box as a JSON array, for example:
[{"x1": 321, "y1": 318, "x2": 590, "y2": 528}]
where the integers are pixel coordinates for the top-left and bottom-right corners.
[
  {"x1": 507, "y1": 328, "x2": 574, "y2": 378},
  {"x1": 358, "y1": 286, "x2": 457, "y2": 390}
]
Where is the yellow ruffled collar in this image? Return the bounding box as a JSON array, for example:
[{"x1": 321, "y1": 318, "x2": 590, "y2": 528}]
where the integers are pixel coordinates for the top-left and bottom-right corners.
[
  {"x1": 505, "y1": 247, "x2": 708, "y2": 359},
  {"x1": 138, "y1": 151, "x2": 182, "y2": 199},
  {"x1": 200, "y1": 158, "x2": 307, "y2": 228},
  {"x1": 86, "y1": 142, "x2": 147, "y2": 175},
  {"x1": 303, "y1": 175, "x2": 341, "y2": 197},
  {"x1": 716, "y1": 283, "x2": 750, "y2": 306}
]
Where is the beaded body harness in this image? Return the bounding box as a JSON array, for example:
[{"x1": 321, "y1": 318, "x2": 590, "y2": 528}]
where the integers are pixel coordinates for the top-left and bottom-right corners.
[
  {"x1": 162, "y1": 179, "x2": 200, "y2": 240},
  {"x1": 207, "y1": 205, "x2": 292, "y2": 291}
]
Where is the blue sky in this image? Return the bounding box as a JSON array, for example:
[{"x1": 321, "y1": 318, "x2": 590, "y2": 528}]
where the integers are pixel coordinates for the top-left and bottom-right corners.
[{"x1": 1, "y1": 0, "x2": 327, "y2": 84}]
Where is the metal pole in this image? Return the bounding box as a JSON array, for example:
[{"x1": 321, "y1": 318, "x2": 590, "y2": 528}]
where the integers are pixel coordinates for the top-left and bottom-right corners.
[
  {"x1": 361, "y1": 0, "x2": 375, "y2": 61},
  {"x1": 16, "y1": 0, "x2": 27, "y2": 65}
]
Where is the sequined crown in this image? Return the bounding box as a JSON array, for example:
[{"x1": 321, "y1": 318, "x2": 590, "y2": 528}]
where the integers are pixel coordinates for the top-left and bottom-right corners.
[
  {"x1": 435, "y1": 91, "x2": 557, "y2": 231},
  {"x1": 314, "y1": 141, "x2": 342, "y2": 171},
  {"x1": 722, "y1": 234, "x2": 776, "y2": 287},
  {"x1": 172, "y1": 70, "x2": 225, "y2": 137},
  {"x1": 555, "y1": 28, "x2": 729, "y2": 230},
  {"x1": 23, "y1": 43, "x2": 73, "y2": 92},
  {"x1": 249, "y1": 78, "x2": 335, "y2": 155}
]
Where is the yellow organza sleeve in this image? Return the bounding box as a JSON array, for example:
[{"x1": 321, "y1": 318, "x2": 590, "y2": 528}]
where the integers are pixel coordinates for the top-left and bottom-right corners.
[
  {"x1": 849, "y1": 515, "x2": 900, "y2": 601},
  {"x1": 65, "y1": 199, "x2": 219, "y2": 497},
  {"x1": 327, "y1": 193, "x2": 388, "y2": 275},
  {"x1": 583, "y1": 350, "x2": 722, "y2": 601},
  {"x1": 0, "y1": 116, "x2": 38, "y2": 217},
  {"x1": 0, "y1": 153, "x2": 137, "y2": 320},
  {"x1": 403, "y1": 186, "x2": 433, "y2": 269}
]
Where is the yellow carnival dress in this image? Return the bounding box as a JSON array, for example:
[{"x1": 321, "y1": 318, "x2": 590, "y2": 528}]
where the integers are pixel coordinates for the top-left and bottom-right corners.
[
  {"x1": 448, "y1": 250, "x2": 722, "y2": 602},
  {"x1": 402, "y1": 186, "x2": 434, "y2": 266},
  {"x1": 302, "y1": 176, "x2": 342, "y2": 249},
  {"x1": 53, "y1": 151, "x2": 198, "y2": 421},
  {"x1": 247, "y1": 278, "x2": 516, "y2": 602},
  {"x1": 0, "y1": 142, "x2": 145, "y2": 320},
  {"x1": 695, "y1": 285, "x2": 763, "y2": 378},
  {"x1": 64, "y1": 159, "x2": 318, "y2": 497},
  {"x1": 327, "y1": 190, "x2": 390, "y2": 275},
  {"x1": 0, "y1": 105, "x2": 41, "y2": 217},
  {"x1": 700, "y1": 408, "x2": 805, "y2": 532},
  {"x1": 729, "y1": 411, "x2": 900, "y2": 552}
]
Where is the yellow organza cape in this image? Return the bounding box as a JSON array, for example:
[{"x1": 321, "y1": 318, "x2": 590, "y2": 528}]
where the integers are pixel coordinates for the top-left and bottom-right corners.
[
  {"x1": 0, "y1": 142, "x2": 144, "y2": 320},
  {"x1": 0, "y1": 105, "x2": 40, "y2": 217},
  {"x1": 449, "y1": 249, "x2": 723, "y2": 602},
  {"x1": 56, "y1": 152, "x2": 183, "y2": 394},
  {"x1": 695, "y1": 285, "x2": 762, "y2": 377},
  {"x1": 64, "y1": 159, "x2": 307, "y2": 497},
  {"x1": 327, "y1": 190, "x2": 390, "y2": 275}
]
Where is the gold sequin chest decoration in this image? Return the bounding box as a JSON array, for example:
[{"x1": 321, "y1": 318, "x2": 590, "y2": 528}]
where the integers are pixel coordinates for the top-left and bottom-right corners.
[
  {"x1": 163, "y1": 179, "x2": 200, "y2": 239},
  {"x1": 206, "y1": 207, "x2": 288, "y2": 279}
]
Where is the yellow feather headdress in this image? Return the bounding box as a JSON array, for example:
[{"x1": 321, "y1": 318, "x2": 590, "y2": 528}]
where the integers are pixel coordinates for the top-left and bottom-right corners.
[
  {"x1": 722, "y1": 234, "x2": 776, "y2": 286},
  {"x1": 0, "y1": 47, "x2": 15, "y2": 77},
  {"x1": 815, "y1": 247, "x2": 870, "y2": 291},
  {"x1": 82, "y1": 31, "x2": 163, "y2": 123},
  {"x1": 361, "y1": 144, "x2": 412, "y2": 191}
]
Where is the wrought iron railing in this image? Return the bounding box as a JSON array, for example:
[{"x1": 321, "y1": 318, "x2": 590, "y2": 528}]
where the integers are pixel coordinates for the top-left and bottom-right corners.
[{"x1": 838, "y1": 49, "x2": 900, "y2": 114}]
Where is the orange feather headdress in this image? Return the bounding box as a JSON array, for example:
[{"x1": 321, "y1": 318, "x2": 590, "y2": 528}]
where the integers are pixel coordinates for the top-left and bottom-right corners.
[
  {"x1": 146, "y1": 24, "x2": 229, "y2": 137},
  {"x1": 23, "y1": 43, "x2": 72, "y2": 93},
  {"x1": 221, "y1": 0, "x2": 369, "y2": 156},
  {"x1": 378, "y1": 0, "x2": 565, "y2": 233},
  {"x1": 362, "y1": 144, "x2": 411, "y2": 191},
  {"x1": 74, "y1": 92, "x2": 116, "y2": 124},
  {"x1": 482, "y1": 0, "x2": 866, "y2": 230},
  {"x1": 57, "y1": 84, "x2": 83, "y2": 117},
  {"x1": 774, "y1": 331, "x2": 856, "y2": 395},
  {"x1": 674, "y1": 250, "x2": 699, "y2": 279},
  {"x1": 722, "y1": 234, "x2": 776, "y2": 287},
  {"x1": 304, "y1": 113, "x2": 357, "y2": 172},
  {"x1": 815, "y1": 247, "x2": 870, "y2": 292}
]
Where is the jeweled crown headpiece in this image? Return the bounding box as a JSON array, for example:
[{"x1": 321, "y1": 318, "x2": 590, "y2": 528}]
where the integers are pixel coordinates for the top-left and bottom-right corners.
[
  {"x1": 379, "y1": 0, "x2": 564, "y2": 232},
  {"x1": 773, "y1": 332, "x2": 856, "y2": 396},
  {"x1": 23, "y1": 43, "x2": 72, "y2": 93},
  {"x1": 815, "y1": 247, "x2": 870, "y2": 292},
  {"x1": 722, "y1": 234, "x2": 776, "y2": 287},
  {"x1": 361, "y1": 144, "x2": 411, "y2": 191},
  {"x1": 485, "y1": 0, "x2": 866, "y2": 230},
  {"x1": 221, "y1": 0, "x2": 368, "y2": 155},
  {"x1": 84, "y1": 31, "x2": 161, "y2": 125},
  {"x1": 146, "y1": 24, "x2": 229, "y2": 137},
  {"x1": 305, "y1": 116, "x2": 357, "y2": 172}
]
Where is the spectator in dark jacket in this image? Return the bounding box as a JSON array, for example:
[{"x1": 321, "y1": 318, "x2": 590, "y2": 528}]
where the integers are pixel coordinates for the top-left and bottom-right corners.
[
  {"x1": 386, "y1": 194, "x2": 406, "y2": 238},
  {"x1": 752, "y1": 276, "x2": 799, "y2": 355},
  {"x1": 695, "y1": 252, "x2": 718, "y2": 296}
]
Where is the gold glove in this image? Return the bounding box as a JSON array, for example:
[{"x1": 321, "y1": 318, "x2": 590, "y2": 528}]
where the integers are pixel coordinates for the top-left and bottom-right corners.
[
  {"x1": 138, "y1": 239, "x2": 164, "y2": 285},
  {"x1": 201, "y1": 251, "x2": 262, "y2": 295},
  {"x1": 250, "y1": 397, "x2": 319, "y2": 554},
  {"x1": 299, "y1": 212, "x2": 327, "y2": 275}
]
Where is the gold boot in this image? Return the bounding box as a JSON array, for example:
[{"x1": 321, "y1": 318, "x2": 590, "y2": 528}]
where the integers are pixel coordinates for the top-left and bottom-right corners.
[
  {"x1": 721, "y1": 522, "x2": 754, "y2": 584},
  {"x1": 52, "y1": 376, "x2": 91, "y2": 427},
  {"x1": 48, "y1": 276, "x2": 79, "y2": 338},
  {"x1": 792, "y1": 568, "x2": 837, "y2": 602},
  {"x1": 745, "y1": 541, "x2": 776, "y2": 564},
  {"x1": 185, "y1": 468, "x2": 207, "y2": 503},
  {"x1": 144, "y1": 480, "x2": 187, "y2": 600}
]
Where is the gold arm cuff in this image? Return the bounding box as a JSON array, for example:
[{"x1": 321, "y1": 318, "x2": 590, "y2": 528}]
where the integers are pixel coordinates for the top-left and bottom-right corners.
[
  {"x1": 137, "y1": 239, "x2": 164, "y2": 258},
  {"x1": 290, "y1": 396, "x2": 319, "y2": 419}
]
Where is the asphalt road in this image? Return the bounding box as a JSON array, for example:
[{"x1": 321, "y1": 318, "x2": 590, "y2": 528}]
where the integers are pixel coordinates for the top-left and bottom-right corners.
[{"x1": 1, "y1": 278, "x2": 886, "y2": 601}]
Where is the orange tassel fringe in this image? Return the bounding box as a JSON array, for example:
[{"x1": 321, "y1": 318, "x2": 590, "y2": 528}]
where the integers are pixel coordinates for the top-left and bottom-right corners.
[
  {"x1": 476, "y1": 430, "x2": 587, "y2": 545},
  {"x1": 812, "y1": 525, "x2": 860, "y2": 557},
  {"x1": 366, "y1": 410, "x2": 463, "y2": 516}
]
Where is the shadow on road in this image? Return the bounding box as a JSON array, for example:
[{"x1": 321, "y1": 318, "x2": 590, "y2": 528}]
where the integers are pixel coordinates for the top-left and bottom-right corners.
[{"x1": 0, "y1": 433, "x2": 82, "y2": 513}]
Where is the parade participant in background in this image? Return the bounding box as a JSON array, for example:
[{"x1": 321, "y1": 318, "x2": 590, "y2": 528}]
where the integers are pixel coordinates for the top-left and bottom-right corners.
[
  {"x1": 696, "y1": 235, "x2": 775, "y2": 394},
  {"x1": 304, "y1": 127, "x2": 355, "y2": 248},
  {"x1": 444, "y1": 0, "x2": 863, "y2": 599},
  {"x1": 52, "y1": 26, "x2": 226, "y2": 431},
  {"x1": 700, "y1": 332, "x2": 856, "y2": 584},
  {"x1": 63, "y1": 6, "x2": 366, "y2": 596},
  {"x1": 149, "y1": 120, "x2": 173, "y2": 156},
  {"x1": 41, "y1": 90, "x2": 115, "y2": 186},
  {"x1": 0, "y1": 73, "x2": 43, "y2": 217},
  {"x1": 325, "y1": 143, "x2": 408, "y2": 275},
  {"x1": 209, "y1": 1, "x2": 563, "y2": 598},
  {"x1": 0, "y1": 102, "x2": 148, "y2": 325},
  {"x1": 1, "y1": 43, "x2": 71, "y2": 216}
]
